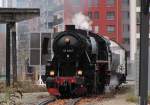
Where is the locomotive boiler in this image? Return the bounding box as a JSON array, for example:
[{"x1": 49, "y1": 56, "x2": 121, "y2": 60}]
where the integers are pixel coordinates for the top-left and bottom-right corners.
[{"x1": 42, "y1": 25, "x2": 127, "y2": 97}]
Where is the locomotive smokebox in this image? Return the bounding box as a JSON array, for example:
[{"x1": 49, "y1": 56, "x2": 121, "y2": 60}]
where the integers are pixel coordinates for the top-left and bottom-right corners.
[{"x1": 65, "y1": 25, "x2": 75, "y2": 31}]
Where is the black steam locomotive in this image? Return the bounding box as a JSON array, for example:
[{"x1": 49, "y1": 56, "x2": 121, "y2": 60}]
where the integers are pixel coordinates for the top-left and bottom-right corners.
[{"x1": 43, "y1": 25, "x2": 127, "y2": 97}]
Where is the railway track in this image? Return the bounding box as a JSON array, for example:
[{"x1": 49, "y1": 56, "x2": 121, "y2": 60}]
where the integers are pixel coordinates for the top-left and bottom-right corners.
[
  {"x1": 65, "y1": 98, "x2": 81, "y2": 105},
  {"x1": 38, "y1": 93, "x2": 113, "y2": 105},
  {"x1": 37, "y1": 97, "x2": 56, "y2": 105},
  {"x1": 38, "y1": 97, "x2": 81, "y2": 105},
  {"x1": 37, "y1": 94, "x2": 109, "y2": 105}
]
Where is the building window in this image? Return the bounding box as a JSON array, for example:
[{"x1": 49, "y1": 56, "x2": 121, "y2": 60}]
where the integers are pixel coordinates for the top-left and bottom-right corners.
[
  {"x1": 124, "y1": 38, "x2": 130, "y2": 44},
  {"x1": 123, "y1": 11, "x2": 129, "y2": 19},
  {"x1": 93, "y1": 0, "x2": 99, "y2": 6},
  {"x1": 136, "y1": 0, "x2": 140, "y2": 7},
  {"x1": 107, "y1": 25, "x2": 115, "y2": 33},
  {"x1": 88, "y1": 11, "x2": 92, "y2": 19},
  {"x1": 88, "y1": 0, "x2": 99, "y2": 6},
  {"x1": 94, "y1": 26, "x2": 99, "y2": 33},
  {"x1": 88, "y1": 0, "x2": 92, "y2": 6},
  {"x1": 106, "y1": 11, "x2": 115, "y2": 20},
  {"x1": 94, "y1": 11, "x2": 99, "y2": 19},
  {"x1": 106, "y1": 0, "x2": 115, "y2": 6},
  {"x1": 136, "y1": 24, "x2": 140, "y2": 33},
  {"x1": 123, "y1": 24, "x2": 130, "y2": 32},
  {"x1": 136, "y1": 13, "x2": 140, "y2": 24},
  {"x1": 72, "y1": 0, "x2": 80, "y2": 5},
  {"x1": 122, "y1": 0, "x2": 129, "y2": 5}
]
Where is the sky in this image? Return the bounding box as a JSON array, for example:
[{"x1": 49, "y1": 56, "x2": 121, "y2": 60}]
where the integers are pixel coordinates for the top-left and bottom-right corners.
[
  {"x1": 0, "y1": 0, "x2": 7, "y2": 7},
  {"x1": 0, "y1": 0, "x2": 2, "y2": 7}
]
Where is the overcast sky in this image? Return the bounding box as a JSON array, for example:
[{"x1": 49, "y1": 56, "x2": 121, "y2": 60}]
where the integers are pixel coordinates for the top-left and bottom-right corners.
[{"x1": 0, "y1": 0, "x2": 2, "y2": 7}]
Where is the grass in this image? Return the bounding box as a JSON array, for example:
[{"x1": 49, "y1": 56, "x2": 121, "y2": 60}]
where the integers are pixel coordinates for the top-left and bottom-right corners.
[
  {"x1": 0, "y1": 82, "x2": 5, "y2": 93},
  {"x1": 16, "y1": 81, "x2": 47, "y2": 93},
  {"x1": 124, "y1": 86, "x2": 138, "y2": 103},
  {"x1": 126, "y1": 93, "x2": 138, "y2": 103},
  {"x1": 0, "y1": 81, "x2": 47, "y2": 105},
  {"x1": 0, "y1": 81, "x2": 47, "y2": 93},
  {"x1": 117, "y1": 84, "x2": 135, "y2": 94},
  {"x1": 148, "y1": 93, "x2": 150, "y2": 104},
  {"x1": 126, "y1": 93, "x2": 150, "y2": 103},
  {"x1": 126, "y1": 89, "x2": 150, "y2": 103},
  {"x1": 0, "y1": 84, "x2": 23, "y2": 105}
]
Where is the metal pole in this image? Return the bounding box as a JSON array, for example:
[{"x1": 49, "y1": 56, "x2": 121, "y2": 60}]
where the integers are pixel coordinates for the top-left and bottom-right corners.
[
  {"x1": 130, "y1": 0, "x2": 137, "y2": 61},
  {"x1": 139, "y1": 0, "x2": 149, "y2": 105},
  {"x1": 6, "y1": 23, "x2": 10, "y2": 87},
  {"x1": 11, "y1": 22, "x2": 17, "y2": 83}
]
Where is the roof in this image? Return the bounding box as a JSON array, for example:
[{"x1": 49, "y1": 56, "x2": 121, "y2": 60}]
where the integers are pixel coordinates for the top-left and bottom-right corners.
[{"x1": 0, "y1": 8, "x2": 40, "y2": 23}]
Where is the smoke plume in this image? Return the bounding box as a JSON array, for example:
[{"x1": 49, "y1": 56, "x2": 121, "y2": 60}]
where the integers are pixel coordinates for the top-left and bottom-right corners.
[{"x1": 72, "y1": 12, "x2": 92, "y2": 30}]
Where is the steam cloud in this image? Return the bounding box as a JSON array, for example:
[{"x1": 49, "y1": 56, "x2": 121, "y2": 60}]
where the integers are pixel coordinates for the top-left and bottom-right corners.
[
  {"x1": 105, "y1": 76, "x2": 119, "y2": 93},
  {"x1": 109, "y1": 76, "x2": 119, "y2": 87},
  {"x1": 72, "y1": 12, "x2": 92, "y2": 30}
]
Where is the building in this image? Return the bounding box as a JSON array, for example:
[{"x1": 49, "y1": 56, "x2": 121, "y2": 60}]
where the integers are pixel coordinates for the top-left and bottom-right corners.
[
  {"x1": 63, "y1": 0, "x2": 125, "y2": 44},
  {"x1": 15, "y1": 0, "x2": 63, "y2": 81},
  {"x1": 6, "y1": 0, "x2": 16, "y2": 7},
  {"x1": 49, "y1": 0, "x2": 131, "y2": 51},
  {"x1": 121, "y1": 0, "x2": 130, "y2": 48},
  {"x1": 84, "y1": 0, "x2": 123, "y2": 43},
  {"x1": 9, "y1": 0, "x2": 129, "y2": 45}
]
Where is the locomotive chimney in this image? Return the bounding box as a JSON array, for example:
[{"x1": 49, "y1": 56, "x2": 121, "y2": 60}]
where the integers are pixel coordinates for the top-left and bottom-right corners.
[{"x1": 65, "y1": 25, "x2": 75, "y2": 31}]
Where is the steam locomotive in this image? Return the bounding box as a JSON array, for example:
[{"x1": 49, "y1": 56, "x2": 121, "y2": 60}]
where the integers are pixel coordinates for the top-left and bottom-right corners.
[{"x1": 42, "y1": 25, "x2": 127, "y2": 97}]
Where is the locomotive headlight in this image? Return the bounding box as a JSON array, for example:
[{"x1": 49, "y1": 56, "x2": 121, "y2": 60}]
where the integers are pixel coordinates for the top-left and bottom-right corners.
[
  {"x1": 64, "y1": 38, "x2": 70, "y2": 44},
  {"x1": 50, "y1": 71, "x2": 55, "y2": 76},
  {"x1": 77, "y1": 70, "x2": 83, "y2": 76}
]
